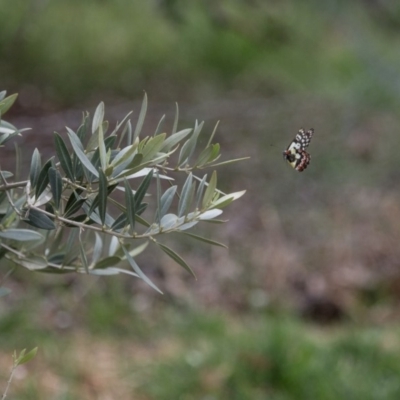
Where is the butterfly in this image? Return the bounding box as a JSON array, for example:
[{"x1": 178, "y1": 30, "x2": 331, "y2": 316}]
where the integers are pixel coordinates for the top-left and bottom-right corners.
[{"x1": 283, "y1": 128, "x2": 314, "y2": 172}]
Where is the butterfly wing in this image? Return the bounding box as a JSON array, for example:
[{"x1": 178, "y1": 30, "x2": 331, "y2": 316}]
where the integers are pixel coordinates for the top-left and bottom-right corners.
[
  {"x1": 296, "y1": 128, "x2": 314, "y2": 150},
  {"x1": 283, "y1": 128, "x2": 314, "y2": 172}
]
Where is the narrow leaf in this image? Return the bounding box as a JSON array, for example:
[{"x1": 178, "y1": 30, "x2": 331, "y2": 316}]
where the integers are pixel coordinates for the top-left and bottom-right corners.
[
  {"x1": 154, "y1": 114, "x2": 165, "y2": 136},
  {"x1": 92, "y1": 102, "x2": 105, "y2": 134},
  {"x1": 35, "y1": 158, "x2": 54, "y2": 200},
  {"x1": 172, "y1": 102, "x2": 179, "y2": 134},
  {"x1": 0, "y1": 229, "x2": 43, "y2": 241},
  {"x1": 0, "y1": 93, "x2": 18, "y2": 115},
  {"x1": 29, "y1": 149, "x2": 41, "y2": 189},
  {"x1": 98, "y1": 122, "x2": 107, "y2": 170},
  {"x1": 122, "y1": 245, "x2": 163, "y2": 293},
  {"x1": 157, "y1": 242, "x2": 196, "y2": 278},
  {"x1": 206, "y1": 120, "x2": 220, "y2": 147},
  {"x1": 25, "y1": 208, "x2": 55, "y2": 230},
  {"x1": 98, "y1": 169, "x2": 107, "y2": 225},
  {"x1": 202, "y1": 171, "x2": 217, "y2": 209},
  {"x1": 54, "y1": 133, "x2": 74, "y2": 180},
  {"x1": 193, "y1": 145, "x2": 214, "y2": 168},
  {"x1": 17, "y1": 347, "x2": 38, "y2": 366},
  {"x1": 134, "y1": 169, "x2": 154, "y2": 207},
  {"x1": 180, "y1": 232, "x2": 228, "y2": 248},
  {"x1": 111, "y1": 212, "x2": 127, "y2": 231},
  {"x1": 141, "y1": 133, "x2": 166, "y2": 162},
  {"x1": 77, "y1": 113, "x2": 90, "y2": 142},
  {"x1": 64, "y1": 197, "x2": 85, "y2": 218},
  {"x1": 195, "y1": 174, "x2": 207, "y2": 210},
  {"x1": 48, "y1": 167, "x2": 62, "y2": 210},
  {"x1": 159, "y1": 185, "x2": 177, "y2": 220},
  {"x1": 92, "y1": 233, "x2": 103, "y2": 264},
  {"x1": 79, "y1": 232, "x2": 89, "y2": 273},
  {"x1": 162, "y1": 128, "x2": 192, "y2": 151},
  {"x1": 124, "y1": 179, "x2": 136, "y2": 234},
  {"x1": 210, "y1": 190, "x2": 246, "y2": 209},
  {"x1": 178, "y1": 121, "x2": 204, "y2": 166},
  {"x1": 94, "y1": 256, "x2": 121, "y2": 269},
  {"x1": 178, "y1": 173, "x2": 193, "y2": 217},
  {"x1": 67, "y1": 129, "x2": 99, "y2": 177},
  {"x1": 133, "y1": 93, "x2": 147, "y2": 141}
]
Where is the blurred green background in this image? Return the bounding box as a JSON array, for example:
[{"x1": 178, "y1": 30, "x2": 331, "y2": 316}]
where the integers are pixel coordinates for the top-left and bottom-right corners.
[{"x1": 3, "y1": 0, "x2": 400, "y2": 398}]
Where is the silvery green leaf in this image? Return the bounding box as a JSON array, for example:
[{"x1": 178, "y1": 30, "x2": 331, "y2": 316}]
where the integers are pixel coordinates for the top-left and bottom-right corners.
[
  {"x1": 162, "y1": 128, "x2": 192, "y2": 152},
  {"x1": 108, "y1": 268, "x2": 140, "y2": 277},
  {"x1": 210, "y1": 190, "x2": 246, "y2": 209},
  {"x1": 0, "y1": 93, "x2": 18, "y2": 115},
  {"x1": 110, "y1": 144, "x2": 137, "y2": 167},
  {"x1": 208, "y1": 143, "x2": 221, "y2": 163},
  {"x1": 178, "y1": 173, "x2": 193, "y2": 217},
  {"x1": 25, "y1": 208, "x2": 55, "y2": 230},
  {"x1": 98, "y1": 122, "x2": 107, "y2": 170},
  {"x1": 154, "y1": 114, "x2": 165, "y2": 135},
  {"x1": 127, "y1": 241, "x2": 148, "y2": 258},
  {"x1": 133, "y1": 92, "x2": 147, "y2": 142},
  {"x1": 141, "y1": 133, "x2": 166, "y2": 162},
  {"x1": 198, "y1": 209, "x2": 223, "y2": 220},
  {"x1": 134, "y1": 169, "x2": 153, "y2": 208},
  {"x1": 206, "y1": 120, "x2": 220, "y2": 147},
  {"x1": 180, "y1": 232, "x2": 228, "y2": 248},
  {"x1": 54, "y1": 133, "x2": 74, "y2": 180},
  {"x1": 13, "y1": 255, "x2": 48, "y2": 270},
  {"x1": 79, "y1": 231, "x2": 88, "y2": 273},
  {"x1": 92, "y1": 233, "x2": 103, "y2": 265},
  {"x1": 86, "y1": 129, "x2": 99, "y2": 152},
  {"x1": 35, "y1": 158, "x2": 53, "y2": 200},
  {"x1": 92, "y1": 101, "x2": 105, "y2": 134},
  {"x1": 193, "y1": 145, "x2": 214, "y2": 168},
  {"x1": 208, "y1": 157, "x2": 250, "y2": 168},
  {"x1": 98, "y1": 169, "x2": 107, "y2": 225},
  {"x1": 159, "y1": 185, "x2": 177, "y2": 219},
  {"x1": 155, "y1": 171, "x2": 161, "y2": 224},
  {"x1": 176, "y1": 220, "x2": 198, "y2": 231},
  {"x1": 94, "y1": 256, "x2": 120, "y2": 269},
  {"x1": 172, "y1": 102, "x2": 179, "y2": 134},
  {"x1": 126, "y1": 120, "x2": 133, "y2": 146},
  {"x1": 202, "y1": 170, "x2": 217, "y2": 209},
  {"x1": 156, "y1": 242, "x2": 196, "y2": 278},
  {"x1": 77, "y1": 112, "x2": 90, "y2": 142},
  {"x1": 89, "y1": 268, "x2": 121, "y2": 276},
  {"x1": 67, "y1": 128, "x2": 99, "y2": 177},
  {"x1": 33, "y1": 187, "x2": 53, "y2": 207},
  {"x1": 122, "y1": 245, "x2": 162, "y2": 294},
  {"x1": 64, "y1": 196, "x2": 85, "y2": 218},
  {"x1": 124, "y1": 178, "x2": 136, "y2": 234},
  {"x1": 108, "y1": 235, "x2": 119, "y2": 256},
  {"x1": 111, "y1": 212, "x2": 127, "y2": 231},
  {"x1": 0, "y1": 90, "x2": 6, "y2": 101},
  {"x1": 0, "y1": 229, "x2": 43, "y2": 241},
  {"x1": 30, "y1": 148, "x2": 41, "y2": 189},
  {"x1": 112, "y1": 111, "x2": 133, "y2": 146},
  {"x1": 195, "y1": 174, "x2": 207, "y2": 210},
  {"x1": 48, "y1": 167, "x2": 62, "y2": 210},
  {"x1": 178, "y1": 121, "x2": 203, "y2": 166},
  {"x1": 160, "y1": 213, "x2": 178, "y2": 229}
]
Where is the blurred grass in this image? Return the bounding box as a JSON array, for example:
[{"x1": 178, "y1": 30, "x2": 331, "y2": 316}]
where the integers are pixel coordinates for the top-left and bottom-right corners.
[
  {"x1": 2, "y1": 0, "x2": 400, "y2": 107},
  {"x1": 2, "y1": 296, "x2": 400, "y2": 399}
]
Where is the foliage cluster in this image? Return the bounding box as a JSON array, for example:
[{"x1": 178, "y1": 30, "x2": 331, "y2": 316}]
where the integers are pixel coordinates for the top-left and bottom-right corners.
[{"x1": 0, "y1": 91, "x2": 245, "y2": 293}]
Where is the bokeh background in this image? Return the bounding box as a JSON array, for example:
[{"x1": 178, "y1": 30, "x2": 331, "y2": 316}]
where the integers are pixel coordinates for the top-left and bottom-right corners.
[{"x1": 3, "y1": 1, "x2": 400, "y2": 398}]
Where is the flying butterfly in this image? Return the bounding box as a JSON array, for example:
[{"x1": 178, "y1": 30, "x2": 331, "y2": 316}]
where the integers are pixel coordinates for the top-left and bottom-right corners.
[{"x1": 283, "y1": 128, "x2": 314, "y2": 172}]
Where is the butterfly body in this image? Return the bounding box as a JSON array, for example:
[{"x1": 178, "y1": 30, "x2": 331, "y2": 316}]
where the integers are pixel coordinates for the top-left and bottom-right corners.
[{"x1": 283, "y1": 128, "x2": 314, "y2": 172}]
